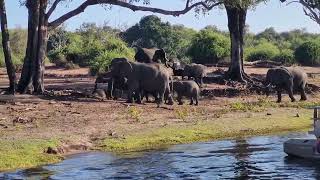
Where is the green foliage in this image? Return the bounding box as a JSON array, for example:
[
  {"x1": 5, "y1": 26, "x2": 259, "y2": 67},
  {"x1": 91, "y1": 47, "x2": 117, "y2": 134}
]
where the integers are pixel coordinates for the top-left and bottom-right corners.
[
  {"x1": 245, "y1": 42, "x2": 280, "y2": 61},
  {"x1": 188, "y1": 29, "x2": 230, "y2": 64},
  {"x1": 272, "y1": 49, "x2": 294, "y2": 65},
  {"x1": 47, "y1": 23, "x2": 134, "y2": 74},
  {"x1": 122, "y1": 15, "x2": 196, "y2": 60},
  {"x1": 294, "y1": 40, "x2": 320, "y2": 66}
]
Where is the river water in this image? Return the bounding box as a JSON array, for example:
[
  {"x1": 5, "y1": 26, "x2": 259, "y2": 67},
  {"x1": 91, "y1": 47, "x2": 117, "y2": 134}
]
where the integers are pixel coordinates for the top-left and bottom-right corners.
[{"x1": 2, "y1": 133, "x2": 320, "y2": 179}]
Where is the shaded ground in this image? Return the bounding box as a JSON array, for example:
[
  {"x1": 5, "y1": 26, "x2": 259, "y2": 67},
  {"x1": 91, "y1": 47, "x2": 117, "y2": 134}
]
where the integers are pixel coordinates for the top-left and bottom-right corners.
[{"x1": 0, "y1": 65, "x2": 319, "y2": 171}]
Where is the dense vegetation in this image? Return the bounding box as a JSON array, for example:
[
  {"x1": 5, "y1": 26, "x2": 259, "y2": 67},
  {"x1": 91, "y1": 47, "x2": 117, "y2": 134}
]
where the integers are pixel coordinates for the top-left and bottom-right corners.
[{"x1": 1, "y1": 15, "x2": 319, "y2": 74}]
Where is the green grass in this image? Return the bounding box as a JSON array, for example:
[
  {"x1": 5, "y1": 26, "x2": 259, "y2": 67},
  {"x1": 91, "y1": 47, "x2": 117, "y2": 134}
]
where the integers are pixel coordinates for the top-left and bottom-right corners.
[
  {"x1": 0, "y1": 139, "x2": 62, "y2": 172},
  {"x1": 101, "y1": 109, "x2": 313, "y2": 152},
  {"x1": 230, "y1": 98, "x2": 320, "y2": 112}
]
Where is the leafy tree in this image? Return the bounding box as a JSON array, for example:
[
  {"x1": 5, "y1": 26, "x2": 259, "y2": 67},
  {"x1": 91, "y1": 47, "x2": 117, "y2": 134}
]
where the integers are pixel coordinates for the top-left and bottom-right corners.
[
  {"x1": 295, "y1": 40, "x2": 320, "y2": 65},
  {"x1": 245, "y1": 42, "x2": 280, "y2": 61},
  {"x1": 188, "y1": 29, "x2": 230, "y2": 64},
  {"x1": 122, "y1": 15, "x2": 196, "y2": 60},
  {"x1": 272, "y1": 49, "x2": 294, "y2": 64}
]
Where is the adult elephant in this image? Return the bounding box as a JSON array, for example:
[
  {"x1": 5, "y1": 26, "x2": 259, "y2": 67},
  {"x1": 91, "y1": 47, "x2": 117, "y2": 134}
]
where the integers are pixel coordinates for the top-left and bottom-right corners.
[
  {"x1": 110, "y1": 60, "x2": 172, "y2": 107},
  {"x1": 265, "y1": 66, "x2": 307, "y2": 103},
  {"x1": 183, "y1": 63, "x2": 207, "y2": 87},
  {"x1": 133, "y1": 45, "x2": 168, "y2": 66}
]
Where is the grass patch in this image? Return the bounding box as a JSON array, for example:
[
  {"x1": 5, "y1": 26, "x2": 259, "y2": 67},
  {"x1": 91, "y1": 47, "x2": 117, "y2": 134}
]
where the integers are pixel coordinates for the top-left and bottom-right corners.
[
  {"x1": 0, "y1": 139, "x2": 62, "y2": 172},
  {"x1": 101, "y1": 109, "x2": 313, "y2": 152},
  {"x1": 230, "y1": 98, "x2": 320, "y2": 112},
  {"x1": 127, "y1": 106, "x2": 143, "y2": 121}
]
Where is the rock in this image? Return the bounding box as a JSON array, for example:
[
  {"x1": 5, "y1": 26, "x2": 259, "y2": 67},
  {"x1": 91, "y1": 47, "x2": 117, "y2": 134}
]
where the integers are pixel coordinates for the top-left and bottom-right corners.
[
  {"x1": 62, "y1": 102, "x2": 72, "y2": 106},
  {"x1": 49, "y1": 100, "x2": 57, "y2": 105},
  {"x1": 0, "y1": 123, "x2": 8, "y2": 128},
  {"x1": 13, "y1": 117, "x2": 33, "y2": 125},
  {"x1": 45, "y1": 147, "x2": 59, "y2": 154},
  {"x1": 13, "y1": 102, "x2": 24, "y2": 106}
]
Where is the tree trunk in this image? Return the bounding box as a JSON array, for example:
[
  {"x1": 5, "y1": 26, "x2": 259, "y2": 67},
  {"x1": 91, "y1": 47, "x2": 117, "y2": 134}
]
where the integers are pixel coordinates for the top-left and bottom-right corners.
[
  {"x1": 225, "y1": 5, "x2": 247, "y2": 82},
  {"x1": 0, "y1": 0, "x2": 16, "y2": 94},
  {"x1": 18, "y1": 0, "x2": 48, "y2": 94}
]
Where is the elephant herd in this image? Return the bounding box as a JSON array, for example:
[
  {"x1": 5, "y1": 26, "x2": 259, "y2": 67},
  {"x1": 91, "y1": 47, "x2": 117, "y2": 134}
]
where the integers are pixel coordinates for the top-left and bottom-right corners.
[{"x1": 93, "y1": 46, "x2": 308, "y2": 107}]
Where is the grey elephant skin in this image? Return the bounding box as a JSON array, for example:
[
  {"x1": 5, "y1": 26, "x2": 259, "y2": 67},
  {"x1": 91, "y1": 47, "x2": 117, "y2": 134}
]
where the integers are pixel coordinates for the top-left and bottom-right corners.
[
  {"x1": 265, "y1": 66, "x2": 307, "y2": 103},
  {"x1": 183, "y1": 63, "x2": 207, "y2": 87},
  {"x1": 171, "y1": 80, "x2": 200, "y2": 106},
  {"x1": 134, "y1": 46, "x2": 168, "y2": 65},
  {"x1": 93, "y1": 59, "x2": 129, "y2": 99},
  {"x1": 111, "y1": 60, "x2": 172, "y2": 107}
]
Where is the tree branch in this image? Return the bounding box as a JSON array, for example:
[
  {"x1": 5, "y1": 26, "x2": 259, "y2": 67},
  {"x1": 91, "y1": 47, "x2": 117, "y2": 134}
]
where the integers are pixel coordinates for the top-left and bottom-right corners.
[
  {"x1": 47, "y1": 0, "x2": 62, "y2": 18},
  {"x1": 48, "y1": 0, "x2": 222, "y2": 29}
]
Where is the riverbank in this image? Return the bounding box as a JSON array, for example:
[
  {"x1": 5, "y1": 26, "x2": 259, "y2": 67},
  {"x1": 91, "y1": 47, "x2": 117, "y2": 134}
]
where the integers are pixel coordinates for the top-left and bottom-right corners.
[
  {"x1": 1, "y1": 66, "x2": 320, "y2": 171},
  {"x1": 0, "y1": 98, "x2": 318, "y2": 172}
]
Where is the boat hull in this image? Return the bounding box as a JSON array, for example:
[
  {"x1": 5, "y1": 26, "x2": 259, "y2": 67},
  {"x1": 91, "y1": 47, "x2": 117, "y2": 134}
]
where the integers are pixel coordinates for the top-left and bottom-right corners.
[{"x1": 284, "y1": 139, "x2": 320, "y2": 159}]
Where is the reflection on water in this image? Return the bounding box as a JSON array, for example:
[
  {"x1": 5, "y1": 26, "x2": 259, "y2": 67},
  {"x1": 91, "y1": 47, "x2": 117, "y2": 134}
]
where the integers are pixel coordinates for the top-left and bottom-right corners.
[{"x1": 1, "y1": 133, "x2": 320, "y2": 179}]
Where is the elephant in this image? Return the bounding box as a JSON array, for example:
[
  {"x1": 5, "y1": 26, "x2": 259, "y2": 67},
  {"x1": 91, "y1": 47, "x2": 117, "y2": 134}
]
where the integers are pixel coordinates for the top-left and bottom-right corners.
[
  {"x1": 110, "y1": 60, "x2": 172, "y2": 107},
  {"x1": 133, "y1": 45, "x2": 168, "y2": 65},
  {"x1": 170, "y1": 80, "x2": 200, "y2": 106},
  {"x1": 182, "y1": 63, "x2": 207, "y2": 87},
  {"x1": 168, "y1": 58, "x2": 185, "y2": 78},
  {"x1": 265, "y1": 66, "x2": 307, "y2": 103},
  {"x1": 93, "y1": 71, "x2": 128, "y2": 100}
]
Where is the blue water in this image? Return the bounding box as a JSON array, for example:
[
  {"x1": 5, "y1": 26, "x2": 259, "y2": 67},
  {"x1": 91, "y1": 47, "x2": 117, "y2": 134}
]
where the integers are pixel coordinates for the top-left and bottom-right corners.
[{"x1": 2, "y1": 133, "x2": 320, "y2": 179}]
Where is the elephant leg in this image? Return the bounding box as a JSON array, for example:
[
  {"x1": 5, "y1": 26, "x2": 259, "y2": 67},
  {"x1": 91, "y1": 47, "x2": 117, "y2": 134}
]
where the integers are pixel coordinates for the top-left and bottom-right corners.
[
  {"x1": 126, "y1": 90, "x2": 134, "y2": 103},
  {"x1": 286, "y1": 86, "x2": 295, "y2": 102},
  {"x1": 195, "y1": 95, "x2": 199, "y2": 106},
  {"x1": 299, "y1": 85, "x2": 307, "y2": 101},
  {"x1": 189, "y1": 97, "x2": 194, "y2": 105},
  {"x1": 285, "y1": 79, "x2": 295, "y2": 102},
  {"x1": 276, "y1": 89, "x2": 282, "y2": 103},
  {"x1": 106, "y1": 79, "x2": 114, "y2": 99},
  {"x1": 157, "y1": 92, "x2": 164, "y2": 108},
  {"x1": 177, "y1": 95, "x2": 183, "y2": 105}
]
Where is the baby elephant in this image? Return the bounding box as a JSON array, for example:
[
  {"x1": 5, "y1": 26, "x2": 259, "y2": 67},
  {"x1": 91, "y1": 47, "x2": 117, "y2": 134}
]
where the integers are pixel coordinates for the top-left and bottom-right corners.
[
  {"x1": 265, "y1": 66, "x2": 307, "y2": 103},
  {"x1": 171, "y1": 80, "x2": 200, "y2": 106}
]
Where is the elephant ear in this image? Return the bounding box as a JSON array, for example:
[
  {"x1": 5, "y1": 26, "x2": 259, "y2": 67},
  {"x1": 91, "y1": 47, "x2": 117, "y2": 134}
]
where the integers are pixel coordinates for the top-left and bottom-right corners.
[
  {"x1": 153, "y1": 49, "x2": 167, "y2": 63},
  {"x1": 119, "y1": 61, "x2": 133, "y2": 77}
]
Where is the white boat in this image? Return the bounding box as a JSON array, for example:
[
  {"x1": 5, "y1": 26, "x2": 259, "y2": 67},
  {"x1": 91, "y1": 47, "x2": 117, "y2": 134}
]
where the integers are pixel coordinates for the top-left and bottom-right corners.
[{"x1": 283, "y1": 106, "x2": 320, "y2": 159}]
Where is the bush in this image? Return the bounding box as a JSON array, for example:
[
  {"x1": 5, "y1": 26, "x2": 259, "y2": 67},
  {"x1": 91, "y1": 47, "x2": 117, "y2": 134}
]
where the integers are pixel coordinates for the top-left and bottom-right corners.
[
  {"x1": 294, "y1": 40, "x2": 320, "y2": 66},
  {"x1": 272, "y1": 49, "x2": 295, "y2": 65},
  {"x1": 245, "y1": 42, "x2": 280, "y2": 62},
  {"x1": 188, "y1": 29, "x2": 230, "y2": 64},
  {"x1": 89, "y1": 48, "x2": 134, "y2": 75}
]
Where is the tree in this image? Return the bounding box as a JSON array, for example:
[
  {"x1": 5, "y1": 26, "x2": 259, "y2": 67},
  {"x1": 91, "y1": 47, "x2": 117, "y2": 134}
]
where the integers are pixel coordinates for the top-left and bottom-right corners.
[
  {"x1": 222, "y1": 1, "x2": 267, "y2": 82},
  {"x1": 281, "y1": 0, "x2": 320, "y2": 25},
  {"x1": 17, "y1": 0, "x2": 223, "y2": 94},
  {"x1": 0, "y1": 0, "x2": 16, "y2": 94},
  {"x1": 188, "y1": 29, "x2": 230, "y2": 64}
]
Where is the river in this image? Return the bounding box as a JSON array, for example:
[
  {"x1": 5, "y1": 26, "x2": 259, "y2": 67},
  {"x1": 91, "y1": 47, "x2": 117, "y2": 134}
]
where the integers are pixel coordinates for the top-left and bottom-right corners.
[{"x1": 1, "y1": 133, "x2": 320, "y2": 179}]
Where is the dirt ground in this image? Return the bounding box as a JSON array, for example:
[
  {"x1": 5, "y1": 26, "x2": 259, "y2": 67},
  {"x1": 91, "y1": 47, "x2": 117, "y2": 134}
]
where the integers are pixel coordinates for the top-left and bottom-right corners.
[{"x1": 0, "y1": 65, "x2": 320, "y2": 152}]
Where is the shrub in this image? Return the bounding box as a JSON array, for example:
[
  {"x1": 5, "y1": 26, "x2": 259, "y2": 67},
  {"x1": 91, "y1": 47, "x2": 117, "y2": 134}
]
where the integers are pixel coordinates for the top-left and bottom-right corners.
[
  {"x1": 89, "y1": 48, "x2": 134, "y2": 75},
  {"x1": 188, "y1": 29, "x2": 230, "y2": 64},
  {"x1": 272, "y1": 49, "x2": 295, "y2": 65},
  {"x1": 50, "y1": 53, "x2": 68, "y2": 67},
  {"x1": 245, "y1": 42, "x2": 280, "y2": 62},
  {"x1": 294, "y1": 40, "x2": 320, "y2": 66}
]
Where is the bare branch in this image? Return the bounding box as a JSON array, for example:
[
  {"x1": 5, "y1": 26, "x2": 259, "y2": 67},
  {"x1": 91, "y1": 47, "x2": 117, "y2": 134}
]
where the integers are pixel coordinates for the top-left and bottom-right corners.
[
  {"x1": 299, "y1": 0, "x2": 320, "y2": 25},
  {"x1": 48, "y1": 0, "x2": 222, "y2": 29},
  {"x1": 47, "y1": 0, "x2": 62, "y2": 18}
]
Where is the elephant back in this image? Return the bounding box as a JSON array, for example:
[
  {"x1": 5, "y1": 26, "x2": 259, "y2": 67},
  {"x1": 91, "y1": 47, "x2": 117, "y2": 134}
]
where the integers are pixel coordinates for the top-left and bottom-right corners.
[{"x1": 134, "y1": 47, "x2": 156, "y2": 63}]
